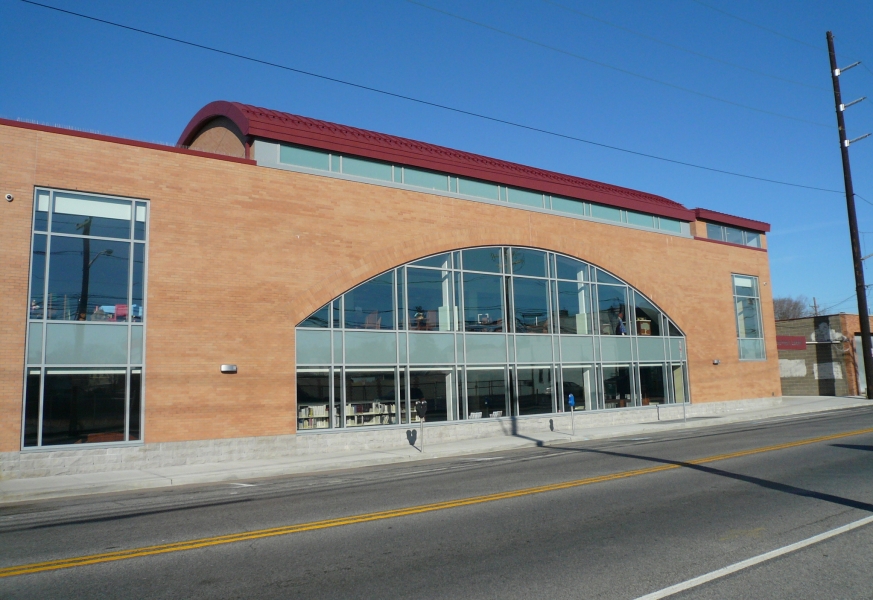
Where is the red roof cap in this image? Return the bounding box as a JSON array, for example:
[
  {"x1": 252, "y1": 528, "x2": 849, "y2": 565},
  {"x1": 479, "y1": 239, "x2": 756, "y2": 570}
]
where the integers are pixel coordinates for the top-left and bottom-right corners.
[
  {"x1": 693, "y1": 208, "x2": 770, "y2": 233},
  {"x1": 180, "y1": 101, "x2": 697, "y2": 221}
]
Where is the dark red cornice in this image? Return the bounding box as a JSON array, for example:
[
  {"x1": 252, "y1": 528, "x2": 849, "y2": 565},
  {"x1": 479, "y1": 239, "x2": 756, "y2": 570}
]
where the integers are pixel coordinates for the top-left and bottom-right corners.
[
  {"x1": 693, "y1": 208, "x2": 770, "y2": 233},
  {"x1": 179, "y1": 101, "x2": 700, "y2": 221},
  {"x1": 1, "y1": 118, "x2": 255, "y2": 165},
  {"x1": 694, "y1": 236, "x2": 767, "y2": 252}
]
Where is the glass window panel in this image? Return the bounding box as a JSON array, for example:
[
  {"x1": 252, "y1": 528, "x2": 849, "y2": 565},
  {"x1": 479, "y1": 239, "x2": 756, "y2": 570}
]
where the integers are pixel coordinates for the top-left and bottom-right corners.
[
  {"x1": 597, "y1": 284, "x2": 628, "y2": 335},
  {"x1": 411, "y1": 254, "x2": 451, "y2": 269},
  {"x1": 397, "y1": 269, "x2": 406, "y2": 330},
  {"x1": 745, "y1": 232, "x2": 762, "y2": 248},
  {"x1": 132, "y1": 243, "x2": 144, "y2": 321},
  {"x1": 334, "y1": 331, "x2": 344, "y2": 362},
  {"x1": 341, "y1": 155, "x2": 392, "y2": 181},
  {"x1": 464, "y1": 333, "x2": 507, "y2": 363},
  {"x1": 672, "y1": 365, "x2": 687, "y2": 403},
  {"x1": 637, "y1": 337, "x2": 666, "y2": 361},
  {"x1": 639, "y1": 365, "x2": 667, "y2": 405},
  {"x1": 296, "y1": 329, "x2": 332, "y2": 364},
  {"x1": 343, "y1": 272, "x2": 394, "y2": 330},
  {"x1": 130, "y1": 326, "x2": 143, "y2": 364},
  {"x1": 507, "y1": 188, "x2": 544, "y2": 208},
  {"x1": 633, "y1": 292, "x2": 662, "y2": 336},
  {"x1": 333, "y1": 299, "x2": 342, "y2": 328},
  {"x1": 344, "y1": 331, "x2": 397, "y2": 364},
  {"x1": 555, "y1": 255, "x2": 587, "y2": 281},
  {"x1": 659, "y1": 218, "x2": 682, "y2": 233},
  {"x1": 408, "y1": 332, "x2": 454, "y2": 364},
  {"x1": 462, "y1": 248, "x2": 501, "y2": 273},
  {"x1": 129, "y1": 369, "x2": 142, "y2": 440},
  {"x1": 47, "y1": 237, "x2": 130, "y2": 321},
  {"x1": 300, "y1": 304, "x2": 330, "y2": 328},
  {"x1": 28, "y1": 323, "x2": 43, "y2": 364},
  {"x1": 30, "y1": 234, "x2": 47, "y2": 319},
  {"x1": 724, "y1": 227, "x2": 744, "y2": 244},
  {"x1": 409, "y1": 369, "x2": 454, "y2": 422},
  {"x1": 602, "y1": 365, "x2": 632, "y2": 409},
  {"x1": 516, "y1": 366, "x2": 553, "y2": 415},
  {"x1": 44, "y1": 323, "x2": 129, "y2": 365},
  {"x1": 591, "y1": 204, "x2": 621, "y2": 222},
  {"x1": 600, "y1": 337, "x2": 633, "y2": 362},
  {"x1": 706, "y1": 224, "x2": 724, "y2": 241},
  {"x1": 733, "y1": 275, "x2": 758, "y2": 297},
  {"x1": 297, "y1": 369, "x2": 332, "y2": 430},
  {"x1": 739, "y1": 338, "x2": 766, "y2": 360},
  {"x1": 279, "y1": 144, "x2": 330, "y2": 171},
  {"x1": 41, "y1": 368, "x2": 126, "y2": 445},
  {"x1": 465, "y1": 368, "x2": 506, "y2": 418},
  {"x1": 463, "y1": 273, "x2": 504, "y2": 332},
  {"x1": 407, "y1": 267, "x2": 455, "y2": 332},
  {"x1": 668, "y1": 320, "x2": 682, "y2": 336},
  {"x1": 562, "y1": 366, "x2": 593, "y2": 412},
  {"x1": 551, "y1": 196, "x2": 585, "y2": 216},
  {"x1": 512, "y1": 278, "x2": 550, "y2": 333},
  {"x1": 515, "y1": 335, "x2": 553, "y2": 363},
  {"x1": 52, "y1": 193, "x2": 132, "y2": 239},
  {"x1": 345, "y1": 370, "x2": 398, "y2": 427},
  {"x1": 669, "y1": 338, "x2": 686, "y2": 361},
  {"x1": 393, "y1": 166, "x2": 403, "y2": 183},
  {"x1": 35, "y1": 190, "x2": 50, "y2": 231},
  {"x1": 458, "y1": 177, "x2": 499, "y2": 200},
  {"x1": 627, "y1": 211, "x2": 655, "y2": 228},
  {"x1": 557, "y1": 281, "x2": 591, "y2": 334},
  {"x1": 134, "y1": 202, "x2": 147, "y2": 241},
  {"x1": 24, "y1": 369, "x2": 40, "y2": 447},
  {"x1": 510, "y1": 248, "x2": 547, "y2": 278},
  {"x1": 595, "y1": 270, "x2": 622, "y2": 285},
  {"x1": 560, "y1": 336, "x2": 595, "y2": 363},
  {"x1": 404, "y1": 167, "x2": 448, "y2": 191},
  {"x1": 330, "y1": 155, "x2": 341, "y2": 172},
  {"x1": 735, "y1": 297, "x2": 761, "y2": 338}
]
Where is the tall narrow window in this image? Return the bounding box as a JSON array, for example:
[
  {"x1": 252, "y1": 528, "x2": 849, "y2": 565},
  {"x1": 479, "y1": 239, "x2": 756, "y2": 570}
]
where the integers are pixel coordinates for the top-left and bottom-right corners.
[{"x1": 733, "y1": 274, "x2": 765, "y2": 360}]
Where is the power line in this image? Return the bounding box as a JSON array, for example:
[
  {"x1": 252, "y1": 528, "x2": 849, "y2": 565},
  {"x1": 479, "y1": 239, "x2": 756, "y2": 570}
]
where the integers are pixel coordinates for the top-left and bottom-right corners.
[
  {"x1": 406, "y1": 0, "x2": 832, "y2": 129},
  {"x1": 18, "y1": 0, "x2": 843, "y2": 194},
  {"x1": 689, "y1": 0, "x2": 824, "y2": 52},
  {"x1": 541, "y1": 0, "x2": 829, "y2": 92}
]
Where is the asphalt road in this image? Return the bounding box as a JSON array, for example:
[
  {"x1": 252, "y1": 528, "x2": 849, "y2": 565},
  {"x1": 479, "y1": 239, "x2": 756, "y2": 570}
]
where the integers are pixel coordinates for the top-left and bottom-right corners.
[{"x1": 1, "y1": 407, "x2": 872, "y2": 599}]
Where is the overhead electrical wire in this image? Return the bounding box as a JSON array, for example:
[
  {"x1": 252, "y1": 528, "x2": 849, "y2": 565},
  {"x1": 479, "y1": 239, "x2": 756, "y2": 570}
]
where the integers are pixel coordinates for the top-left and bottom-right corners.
[
  {"x1": 540, "y1": 0, "x2": 829, "y2": 92},
  {"x1": 18, "y1": 0, "x2": 843, "y2": 194},
  {"x1": 406, "y1": 0, "x2": 832, "y2": 129}
]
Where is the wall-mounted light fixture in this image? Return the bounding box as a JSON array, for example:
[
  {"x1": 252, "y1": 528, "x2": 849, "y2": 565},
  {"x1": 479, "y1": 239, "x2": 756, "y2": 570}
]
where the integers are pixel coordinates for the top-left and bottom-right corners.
[
  {"x1": 712, "y1": 359, "x2": 720, "y2": 365},
  {"x1": 220, "y1": 364, "x2": 238, "y2": 374}
]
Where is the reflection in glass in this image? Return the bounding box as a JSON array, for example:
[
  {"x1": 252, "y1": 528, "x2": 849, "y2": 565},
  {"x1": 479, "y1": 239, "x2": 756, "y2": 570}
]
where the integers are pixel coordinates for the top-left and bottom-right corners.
[
  {"x1": 555, "y1": 255, "x2": 587, "y2": 281},
  {"x1": 134, "y1": 203, "x2": 147, "y2": 241},
  {"x1": 603, "y1": 366, "x2": 632, "y2": 408},
  {"x1": 47, "y1": 237, "x2": 130, "y2": 321},
  {"x1": 34, "y1": 190, "x2": 50, "y2": 231},
  {"x1": 463, "y1": 273, "x2": 504, "y2": 332},
  {"x1": 41, "y1": 368, "x2": 126, "y2": 445},
  {"x1": 131, "y1": 243, "x2": 145, "y2": 321},
  {"x1": 30, "y1": 234, "x2": 47, "y2": 319},
  {"x1": 407, "y1": 267, "x2": 455, "y2": 331},
  {"x1": 735, "y1": 297, "x2": 761, "y2": 339},
  {"x1": 595, "y1": 270, "x2": 622, "y2": 285},
  {"x1": 51, "y1": 193, "x2": 132, "y2": 239},
  {"x1": 462, "y1": 248, "x2": 501, "y2": 273},
  {"x1": 409, "y1": 369, "x2": 454, "y2": 422},
  {"x1": 725, "y1": 227, "x2": 744, "y2": 244},
  {"x1": 510, "y1": 248, "x2": 547, "y2": 278},
  {"x1": 300, "y1": 303, "x2": 330, "y2": 328},
  {"x1": 633, "y1": 292, "x2": 662, "y2": 336},
  {"x1": 24, "y1": 370, "x2": 40, "y2": 446},
  {"x1": 562, "y1": 366, "x2": 593, "y2": 411},
  {"x1": 297, "y1": 369, "x2": 331, "y2": 430},
  {"x1": 345, "y1": 370, "x2": 396, "y2": 426},
  {"x1": 557, "y1": 281, "x2": 591, "y2": 334},
  {"x1": 129, "y1": 369, "x2": 142, "y2": 440},
  {"x1": 516, "y1": 366, "x2": 553, "y2": 415},
  {"x1": 672, "y1": 365, "x2": 687, "y2": 403},
  {"x1": 465, "y1": 368, "x2": 506, "y2": 418},
  {"x1": 639, "y1": 365, "x2": 666, "y2": 405},
  {"x1": 597, "y1": 285, "x2": 628, "y2": 336},
  {"x1": 411, "y1": 254, "x2": 451, "y2": 269},
  {"x1": 343, "y1": 272, "x2": 394, "y2": 330},
  {"x1": 513, "y1": 278, "x2": 550, "y2": 333}
]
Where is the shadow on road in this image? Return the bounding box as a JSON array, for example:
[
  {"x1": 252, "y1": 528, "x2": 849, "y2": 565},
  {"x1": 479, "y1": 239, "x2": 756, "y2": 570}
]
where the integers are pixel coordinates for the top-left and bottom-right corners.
[{"x1": 831, "y1": 443, "x2": 873, "y2": 452}]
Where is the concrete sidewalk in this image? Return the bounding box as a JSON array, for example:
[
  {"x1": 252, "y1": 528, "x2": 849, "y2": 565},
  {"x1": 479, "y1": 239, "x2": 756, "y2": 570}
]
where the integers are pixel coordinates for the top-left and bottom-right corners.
[{"x1": 1, "y1": 396, "x2": 870, "y2": 504}]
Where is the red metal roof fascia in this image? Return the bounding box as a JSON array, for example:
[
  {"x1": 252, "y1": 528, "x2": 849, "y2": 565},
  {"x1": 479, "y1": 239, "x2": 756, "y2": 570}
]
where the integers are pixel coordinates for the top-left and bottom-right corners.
[
  {"x1": 693, "y1": 208, "x2": 770, "y2": 233},
  {"x1": 3, "y1": 117, "x2": 255, "y2": 165},
  {"x1": 180, "y1": 102, "x2": 694, "y2": 221}
]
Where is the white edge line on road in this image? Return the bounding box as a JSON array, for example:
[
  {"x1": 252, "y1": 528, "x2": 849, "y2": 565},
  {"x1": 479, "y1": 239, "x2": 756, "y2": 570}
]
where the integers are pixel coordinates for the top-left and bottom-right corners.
[{"x1": 635, "y1": 514, "x2": 873, "y2": 600}]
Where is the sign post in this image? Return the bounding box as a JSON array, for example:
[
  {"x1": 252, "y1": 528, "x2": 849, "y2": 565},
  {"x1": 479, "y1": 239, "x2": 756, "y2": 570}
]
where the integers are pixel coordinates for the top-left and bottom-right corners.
[
  {"x1": 568, "y1": 394, "x2": 576, "y2": 436},
  {"x1": 414, "y1": 400, "x2": 428, "y2": 450}
]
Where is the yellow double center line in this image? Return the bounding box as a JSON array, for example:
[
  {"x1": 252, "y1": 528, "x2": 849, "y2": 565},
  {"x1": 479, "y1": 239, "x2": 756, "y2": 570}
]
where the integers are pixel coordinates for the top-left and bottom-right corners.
[{"x1": 2, "y1": 426, "x2": 872, "y2": 578}]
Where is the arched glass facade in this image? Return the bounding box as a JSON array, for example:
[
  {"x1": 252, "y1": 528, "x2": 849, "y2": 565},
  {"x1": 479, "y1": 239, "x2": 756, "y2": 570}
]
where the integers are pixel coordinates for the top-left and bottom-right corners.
[{"x1": 295, "y1": 247, "x2": 688, "y2": 430}]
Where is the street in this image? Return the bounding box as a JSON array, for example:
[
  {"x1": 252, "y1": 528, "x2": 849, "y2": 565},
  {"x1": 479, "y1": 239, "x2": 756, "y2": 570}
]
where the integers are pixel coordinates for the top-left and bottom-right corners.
[{"x1": 1, "y1": 407, "x2": 872, "y2": 599}]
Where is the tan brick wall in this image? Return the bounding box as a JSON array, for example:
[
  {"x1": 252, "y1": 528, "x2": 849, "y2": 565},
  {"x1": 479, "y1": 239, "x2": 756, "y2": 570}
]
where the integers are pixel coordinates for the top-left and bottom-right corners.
[{"x1": 0, "y1": 123, "x2": 781, "y2": 451}]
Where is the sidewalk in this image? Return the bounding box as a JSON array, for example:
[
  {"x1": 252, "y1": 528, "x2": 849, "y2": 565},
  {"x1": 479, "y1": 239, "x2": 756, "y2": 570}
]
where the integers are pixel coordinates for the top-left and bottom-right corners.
[{"x1": 1, "y1": 396, "x2": 869, "y2": 504}]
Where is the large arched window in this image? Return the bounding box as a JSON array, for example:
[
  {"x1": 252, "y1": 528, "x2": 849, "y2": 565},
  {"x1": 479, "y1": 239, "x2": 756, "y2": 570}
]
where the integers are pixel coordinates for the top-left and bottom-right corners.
[{"x1": 296, "y1": 247, "x2": 687, "y2": 431}]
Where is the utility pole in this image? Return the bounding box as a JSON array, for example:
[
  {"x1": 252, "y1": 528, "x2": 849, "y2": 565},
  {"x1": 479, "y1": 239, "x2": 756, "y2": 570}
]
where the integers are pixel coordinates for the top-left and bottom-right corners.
[
  {"x1": 827, "y1": 31, "x2": 873, "y2": 399},
  {"x1": 811, "y1": 297, "x2": 819, "y2": 317}
]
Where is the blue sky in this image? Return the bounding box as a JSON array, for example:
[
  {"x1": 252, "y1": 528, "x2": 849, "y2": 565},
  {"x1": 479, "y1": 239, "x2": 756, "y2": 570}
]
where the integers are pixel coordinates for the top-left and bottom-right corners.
[{"x1": 3, "y1": 0, "x2": 873, "y2": 314}]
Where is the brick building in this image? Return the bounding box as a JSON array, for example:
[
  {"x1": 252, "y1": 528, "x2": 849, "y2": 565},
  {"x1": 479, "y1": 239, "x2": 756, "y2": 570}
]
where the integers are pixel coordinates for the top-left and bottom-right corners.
[{"x1": 0, "y1": 101, "x2": 779, "y2": 477}]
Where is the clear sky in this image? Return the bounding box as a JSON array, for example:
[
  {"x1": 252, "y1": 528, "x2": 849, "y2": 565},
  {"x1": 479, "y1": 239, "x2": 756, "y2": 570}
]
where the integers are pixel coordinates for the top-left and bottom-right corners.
[{"x1": 3, "y1": 0, "x2": 873, "y2": 314}]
